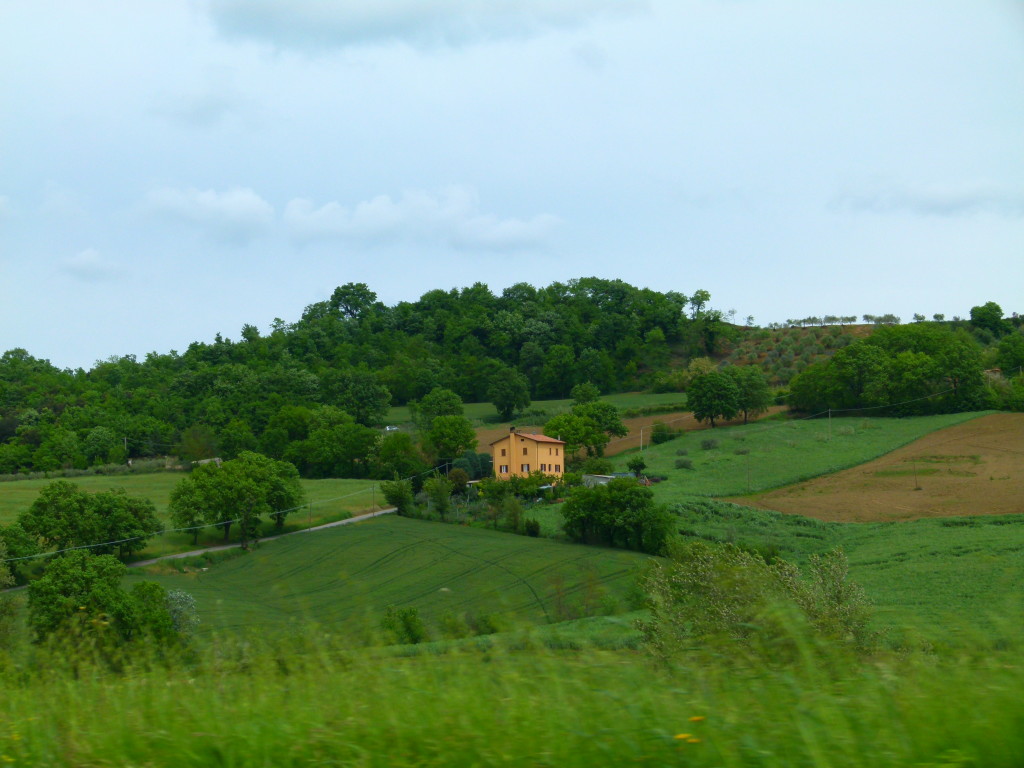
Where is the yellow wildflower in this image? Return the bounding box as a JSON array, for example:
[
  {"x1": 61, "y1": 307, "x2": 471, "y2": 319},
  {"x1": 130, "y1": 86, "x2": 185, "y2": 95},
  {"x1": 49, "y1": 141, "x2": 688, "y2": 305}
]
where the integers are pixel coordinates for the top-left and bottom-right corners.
[
  {"x1": 687, "y1": 738, "x2": 701, "y2": 744},
  {"x1": 689, "y1": 715, "x2": 706, "y2": 722},
  {"x1": 674, "y1": 733, "x2": 692, "y2": 740}
]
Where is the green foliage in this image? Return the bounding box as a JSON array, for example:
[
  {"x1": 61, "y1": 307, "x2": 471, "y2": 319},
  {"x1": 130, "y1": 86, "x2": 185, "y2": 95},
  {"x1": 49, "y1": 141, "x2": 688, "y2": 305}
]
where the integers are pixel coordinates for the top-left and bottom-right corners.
[
  {"x1": 687, "y1": 371, "x2": 739, "y2": 427},
  {"x1": 424, "y1": 414, "x2": 477, "y2": 462},
  {"x1": 26, "y1": 551, "x2": 185, "y2": 647},
  {"x1": 970, "y1": 301, "x2": 1010, "y2": 337},
  {"x1": 626, "y1": 455, "x2": 647, "y2": 477},
  {"x1": 168, "y1": 451, "x2": 305, "y2": 546},
  {"x1": 380, "y1": 477, "x2": 415, "y2": 516},
  {"x1": 371, "y1": 432, "x2": 429, "y2": 480},
  {"x1": 789, "y1": 324, "x2": 989, "y2": 414},
  {"x1": 380, "y1": 605, "x2": 429, "y2": 645},
  {"x1": 561, "y1": 479, "x2": 671, "y2": 554},
  {"x1": 543, "y1": 400, "x2": 627, "y2": 458},
  {"x1": 411, "y1": 387, "x2": 464, "y2": 432},
  {"x1": 725, "y1": 365, "x2": 771, "y2": 424},
  {"x1": 649, "y1": 421, "x2": 678, "y2": 445},
  {"x1": 423, "y1": 475, "x2": 454, "y2": 520},
  {"x1": 996, "y1": 331, "x2": 1024, "y2": 375},
  {"x1": 18, "y1": 480, "x2": 162, "y2": 559},
  {"x1": 487, "y1": 369, "x2": 531, "y2": 421},
  {"x1": 637, "y1": 541, "x2": 872, "y2": 660},
  {"x1": 570, "y1": 381, "x2": 601, "y2": 405}
]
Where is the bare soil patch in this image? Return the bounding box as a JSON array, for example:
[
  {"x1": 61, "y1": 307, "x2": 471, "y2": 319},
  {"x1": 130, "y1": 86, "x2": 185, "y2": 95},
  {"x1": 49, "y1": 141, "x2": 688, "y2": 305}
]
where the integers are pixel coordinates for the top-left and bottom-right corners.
[{"x1": 731, "y1": 413, "x2": 1024, "y2": 522}]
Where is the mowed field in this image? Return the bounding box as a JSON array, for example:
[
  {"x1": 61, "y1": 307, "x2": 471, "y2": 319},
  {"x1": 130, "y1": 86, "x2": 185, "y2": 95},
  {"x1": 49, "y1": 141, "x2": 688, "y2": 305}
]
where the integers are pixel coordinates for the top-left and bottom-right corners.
[
  {"x1": 732, "y1": 413, "x2": 1024, "y2": 522},
  {"x1": 128, "y1": 514, "x2": 649, "y2": 635}
]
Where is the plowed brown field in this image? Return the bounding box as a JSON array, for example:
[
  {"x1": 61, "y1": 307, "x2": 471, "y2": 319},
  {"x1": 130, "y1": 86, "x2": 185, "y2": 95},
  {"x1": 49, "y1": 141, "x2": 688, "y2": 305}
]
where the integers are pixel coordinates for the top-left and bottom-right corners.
[{"x1": 731, "y1": 413, "x2": 1024, "y2": 522}]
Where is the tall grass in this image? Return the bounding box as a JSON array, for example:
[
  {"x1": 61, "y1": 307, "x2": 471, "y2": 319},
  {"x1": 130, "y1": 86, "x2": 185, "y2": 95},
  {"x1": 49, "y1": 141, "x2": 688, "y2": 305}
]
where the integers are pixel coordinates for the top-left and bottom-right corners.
[{"x1": 1, "y1": 624, "x2": 1023, "y2": 767}]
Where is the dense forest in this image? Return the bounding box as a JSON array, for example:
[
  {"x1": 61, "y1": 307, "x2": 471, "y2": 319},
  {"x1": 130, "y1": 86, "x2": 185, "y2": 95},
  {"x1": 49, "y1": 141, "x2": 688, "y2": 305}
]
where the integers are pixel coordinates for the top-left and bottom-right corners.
[{"x1": 1, "y1": 278, "x2": 1021, "y2": 479}]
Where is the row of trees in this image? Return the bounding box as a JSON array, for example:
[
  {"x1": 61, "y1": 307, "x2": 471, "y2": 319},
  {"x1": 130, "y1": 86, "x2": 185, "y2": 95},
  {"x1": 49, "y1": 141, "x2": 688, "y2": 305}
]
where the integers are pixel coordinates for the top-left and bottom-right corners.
[{"x1": 786, "y1": 319, "x2": 1024, "y2": 414}]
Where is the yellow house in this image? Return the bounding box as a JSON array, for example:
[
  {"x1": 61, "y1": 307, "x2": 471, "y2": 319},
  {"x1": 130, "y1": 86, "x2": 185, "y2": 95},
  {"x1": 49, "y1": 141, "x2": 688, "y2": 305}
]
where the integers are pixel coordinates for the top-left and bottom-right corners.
[{"x1": 490, "y1": 427, "x2": 566, "y2": 480}]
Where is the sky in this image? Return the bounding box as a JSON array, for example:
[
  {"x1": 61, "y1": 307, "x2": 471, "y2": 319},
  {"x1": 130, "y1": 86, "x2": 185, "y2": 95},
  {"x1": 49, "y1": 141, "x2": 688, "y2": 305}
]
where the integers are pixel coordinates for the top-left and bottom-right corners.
[{"x1": 2, "y1": 0, "x2": 1023, "y2": 371}]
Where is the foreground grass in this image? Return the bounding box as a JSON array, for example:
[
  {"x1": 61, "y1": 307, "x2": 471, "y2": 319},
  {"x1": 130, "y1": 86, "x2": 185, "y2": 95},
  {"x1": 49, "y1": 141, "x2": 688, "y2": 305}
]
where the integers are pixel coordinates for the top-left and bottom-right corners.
[
  {"x1": 1, "y1": 631, "x2": 1023, "y2": 767},
  {"x1": 615, "y1": 411, "x2": 987, "y2": 501}
]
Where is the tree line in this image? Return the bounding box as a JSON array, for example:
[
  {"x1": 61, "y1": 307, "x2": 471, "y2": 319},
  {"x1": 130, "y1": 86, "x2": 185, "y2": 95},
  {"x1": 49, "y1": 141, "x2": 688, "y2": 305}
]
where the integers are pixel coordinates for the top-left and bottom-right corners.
[{"x1": 0, "y1": 278, "x2": 731, "y2": 477}]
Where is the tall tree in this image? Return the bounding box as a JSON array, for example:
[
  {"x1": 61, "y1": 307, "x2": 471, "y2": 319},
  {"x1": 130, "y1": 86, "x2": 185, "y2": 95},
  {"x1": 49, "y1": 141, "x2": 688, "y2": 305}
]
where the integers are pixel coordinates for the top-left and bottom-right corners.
[
  {"x1": 725, "y1": 366, "x2": 772, "y2": 424},
  {"x1": 487, "y1": 369, "x2": 531, "y2": 421},
  {"x1": 168, "y1": 451, "x2": 305, "y2": 546},
  {"x1": 687, "y1": 371, "x2": 740, "y2": 427}
]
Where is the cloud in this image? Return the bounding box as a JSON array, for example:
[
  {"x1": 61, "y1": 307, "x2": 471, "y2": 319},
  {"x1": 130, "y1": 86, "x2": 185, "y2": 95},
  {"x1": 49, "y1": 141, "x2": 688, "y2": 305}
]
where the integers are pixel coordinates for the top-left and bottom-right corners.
[
  {"x1": 285, "y1": 186, "x2": 559, "y2": 251},
  {"x1": 208, "y1": 0, "x2": 646, "y2": 52},
  {"x1": 144, "y1": 186, "x2": 274, "y2": 243},
  {"x1": 61, "y1": 248, "x2": 121, "y2": 282},
  {"x1": 153, "y1": 69, "x2": 251, "y2": 128},
  {"x1": 832, "y1": 182, "x2": 1024, "y2": 218}
]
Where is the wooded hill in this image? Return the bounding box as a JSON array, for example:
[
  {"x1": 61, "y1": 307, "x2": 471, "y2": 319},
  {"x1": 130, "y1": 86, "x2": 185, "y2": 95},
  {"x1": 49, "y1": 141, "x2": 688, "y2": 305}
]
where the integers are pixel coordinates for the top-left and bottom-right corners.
[{"x1": 0, "y1": 278, "x2": 1021, "y2": 478}]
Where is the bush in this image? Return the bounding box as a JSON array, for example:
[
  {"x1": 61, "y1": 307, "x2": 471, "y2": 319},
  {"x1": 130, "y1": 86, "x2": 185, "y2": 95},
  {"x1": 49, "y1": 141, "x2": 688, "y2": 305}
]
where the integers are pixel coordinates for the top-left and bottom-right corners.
[
  {"x1": 734, "y1": 448, "x2": 750, "y2": 456},
  {"x1": 700, "y1": 439, "x2": 718, "y2": 451},
  {"x1": 637, "y1": 542, "x2": 874, "y2": 661},
  {"x1": 675, "y1": 448, "x2": 688, "y2": 456},
  {"x1": 524, "y1": 518, "x2": 541, "y2": 537},
  {"x1": 650, "y1": 422, "x2": 678, "y2": 445},
  {"x1": 674, "y1": 459, "x2": 693, "y2": 470},
  {"x1": 380, "y1": 605, "x2": 428, "y2": 645}
]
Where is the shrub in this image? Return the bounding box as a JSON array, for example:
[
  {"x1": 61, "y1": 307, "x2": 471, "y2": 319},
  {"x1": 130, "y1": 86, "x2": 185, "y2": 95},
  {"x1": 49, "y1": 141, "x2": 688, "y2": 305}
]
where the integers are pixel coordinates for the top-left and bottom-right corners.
[
  {"x1": 675, "y1": 448, "x2": 688, "y2": 456},
  {"x1": 636, "y1": 542, "x2": 873, "y2": 661},
  {"x1": 650, "y1": 421, "x2": 678, "y2": 445},
  {"x1": 524, "y1": 518, "x2": 541, "y2": 537},
  {"x1": 700, "y1": 439, "x2": 718, "y2": 451},
  {"x1": 380, "y1": 605, "x2": 428, "y2": 645},
  {"x1": 734, "y1": 448, "x2": 750, "y2": 456},
  {"x1": 380, "y1": 478, "x2": 415, "y2": 516},
  {"x1": 674, "y1": 458, "x2": 693, "y2": 470}
]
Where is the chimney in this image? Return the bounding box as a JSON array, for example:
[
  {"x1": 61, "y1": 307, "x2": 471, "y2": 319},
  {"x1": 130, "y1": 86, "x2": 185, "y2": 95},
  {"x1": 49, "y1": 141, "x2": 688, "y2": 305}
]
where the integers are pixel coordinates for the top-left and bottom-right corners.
[{"x1": 509, "y1": 426, "x2": 516, "y2": 433}]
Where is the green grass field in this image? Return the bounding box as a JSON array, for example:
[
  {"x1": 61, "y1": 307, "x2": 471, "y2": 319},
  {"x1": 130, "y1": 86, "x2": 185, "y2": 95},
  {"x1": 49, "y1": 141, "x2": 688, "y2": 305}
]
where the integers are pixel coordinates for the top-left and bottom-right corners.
[
  {"x1": 667, "y1": 499, "x2": 1024, "y2": 632},
  {"x1": 0, "y1": 473, "x2": 383, "y2": 563},
  {"x1": 614, "y1": 411, "x2": 987, "y2": 502},
  {"x1": 128, "y1": 514, "x2": 649, "y2": 635},
  {"x1": 0, "y1": 473, "x2": 379, "y2": 526},
  {"x1": 386, "y1": 391, "x2": 688, "y2": 426}
]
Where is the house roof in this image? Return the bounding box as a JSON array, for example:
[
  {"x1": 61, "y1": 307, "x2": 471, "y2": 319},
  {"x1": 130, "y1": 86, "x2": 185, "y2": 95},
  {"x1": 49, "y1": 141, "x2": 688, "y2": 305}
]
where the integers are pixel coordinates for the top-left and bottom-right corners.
[{"x1": 489, "y1": 431, "x2": 565, "y2": 446}]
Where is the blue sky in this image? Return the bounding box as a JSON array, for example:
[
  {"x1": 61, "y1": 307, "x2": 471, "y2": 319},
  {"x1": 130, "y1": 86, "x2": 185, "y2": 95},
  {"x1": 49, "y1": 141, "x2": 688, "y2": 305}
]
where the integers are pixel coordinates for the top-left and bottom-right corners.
[{"x1": 2, "y1": 0, "x2": 1022, "y2": 370}]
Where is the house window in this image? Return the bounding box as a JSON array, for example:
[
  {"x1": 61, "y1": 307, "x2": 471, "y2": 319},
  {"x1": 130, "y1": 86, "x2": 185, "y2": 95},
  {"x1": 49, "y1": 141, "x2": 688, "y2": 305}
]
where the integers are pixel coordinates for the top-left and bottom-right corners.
[
  {"x1": 500, "y1": 448, "x2": 506, "y2": 456},
  {"x1": 523, "y1": 447, "x2": 528, "y2": 456},
  {"x1": 499, "y1": 465, "x2": 509, "y2": 474},
  {"x1": 521, "y1": 464, "x2": 530, "y2": 473},
  {"x1": 540, "y1": 463, "x2": 547, "y2": 472},
  {"x1": 555, "y1": 448, "x2": 559, "y2": 456}
]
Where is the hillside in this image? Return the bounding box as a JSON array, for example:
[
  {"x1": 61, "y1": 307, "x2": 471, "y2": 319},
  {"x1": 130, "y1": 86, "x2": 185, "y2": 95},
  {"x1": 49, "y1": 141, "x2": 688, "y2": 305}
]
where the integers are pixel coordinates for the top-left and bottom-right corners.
[{"x1": 127, "y1": 514, "x2": 650, "y2": 635}]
